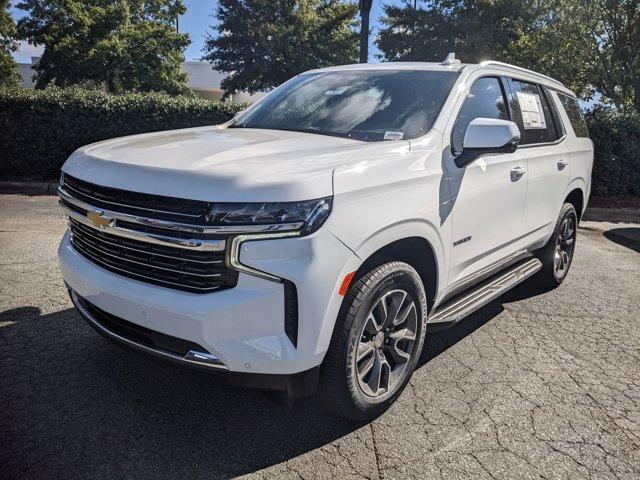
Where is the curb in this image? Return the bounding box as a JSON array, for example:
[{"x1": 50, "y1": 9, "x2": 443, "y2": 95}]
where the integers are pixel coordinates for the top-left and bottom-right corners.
[
  {"x1": 582, "y1": 207, "x2": 640, "y2": 223},
  {"x1": 2, "y1": 181, "x2": 639, "y2": 223},
  {"x1": 0, "y1": 181, "x2": 59, "y2": 195}
]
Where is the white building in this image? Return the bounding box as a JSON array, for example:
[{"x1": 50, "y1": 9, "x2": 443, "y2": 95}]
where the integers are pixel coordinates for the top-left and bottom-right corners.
[{"x1": 17, "y1": 57, "x2": 264, "y2": 103}]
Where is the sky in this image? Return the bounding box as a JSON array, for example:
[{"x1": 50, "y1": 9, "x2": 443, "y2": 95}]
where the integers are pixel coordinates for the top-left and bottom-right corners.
[{"x1": 10, "y1": 0, "x2": 404, "y2": 64}]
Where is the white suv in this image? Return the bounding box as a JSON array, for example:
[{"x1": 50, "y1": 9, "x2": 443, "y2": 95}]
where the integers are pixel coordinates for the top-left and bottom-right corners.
[{"x1": 58, "y1": 57, "x2": 593, "y2": 420}]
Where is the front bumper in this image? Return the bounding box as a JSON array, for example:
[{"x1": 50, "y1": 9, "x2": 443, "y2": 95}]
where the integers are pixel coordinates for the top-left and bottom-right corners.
[
  {"x1": 69, "y1": 289, "x2": 321, "y2": 397},
  {"x1": 59, "y1": 228, "x2": 360, "y2": 376}
]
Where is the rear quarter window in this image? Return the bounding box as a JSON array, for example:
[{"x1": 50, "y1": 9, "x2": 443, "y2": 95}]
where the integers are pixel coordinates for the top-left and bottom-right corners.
[{"x1": 558, "y1": 95, "x2": 589, "y2": 138}]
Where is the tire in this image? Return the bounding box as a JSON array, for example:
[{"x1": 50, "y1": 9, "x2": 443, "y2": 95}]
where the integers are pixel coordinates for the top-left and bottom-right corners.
[
  {"x1": 319, "y1": 261, "x2": 428, "y2": 421},
  {"x1": 533, "y1": 203, "x2": 578, "y2": 289}
]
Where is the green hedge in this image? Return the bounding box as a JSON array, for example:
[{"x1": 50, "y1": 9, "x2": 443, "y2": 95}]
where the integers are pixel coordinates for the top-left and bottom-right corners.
[
  {"x1": 0, "y1": 86, "x2": 242, "y2": 181},
  {"x1": 585, "y1": 108, "x2": 640, "y2": 199},
  {"x1": 1, "y1": 86, "x2": 639, "y2": 201}
]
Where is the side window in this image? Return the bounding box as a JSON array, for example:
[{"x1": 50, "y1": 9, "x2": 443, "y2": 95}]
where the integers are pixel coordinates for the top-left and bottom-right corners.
[
  {"x1": 452, "y1": 77, "x2": 509, "y2": 154},
  {"x1": 542, "y1": 87, "x2": 566, "y2": 139},
  {"x1": 558, "y1": 94, "x2": 589, "y2": 138},
  {"x1": 508, "y1": 79, "x2": 550, "y2": 144}
]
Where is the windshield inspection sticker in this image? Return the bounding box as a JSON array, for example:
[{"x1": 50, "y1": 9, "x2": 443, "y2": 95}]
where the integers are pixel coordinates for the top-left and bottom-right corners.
[
  {"x1": 324, "y1": 86, "x2": 350, "y2": 95},
  {"x1": 383, "y1": 131, "x2": 404, "y2": 140},
  {"x1": 516, "y1": 91, "x2": 547, "y2": 129}
]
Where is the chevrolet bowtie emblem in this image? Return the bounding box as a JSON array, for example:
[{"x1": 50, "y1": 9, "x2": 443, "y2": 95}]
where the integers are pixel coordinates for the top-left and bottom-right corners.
[{"x1": 87, "y1": 210, "x2": 113, "y2": 229}]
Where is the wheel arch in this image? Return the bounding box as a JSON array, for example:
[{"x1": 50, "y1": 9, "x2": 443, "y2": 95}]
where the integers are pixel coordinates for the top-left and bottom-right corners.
[
  {"x1": 563, "y1": 184, "x2": 585, "y2": 222},
  {"x1": 347, "y1": 220, "x2": 446, "y2": 309},
  {"x1": 354, "y1": 237, "x2": 438, "y2": 311}
]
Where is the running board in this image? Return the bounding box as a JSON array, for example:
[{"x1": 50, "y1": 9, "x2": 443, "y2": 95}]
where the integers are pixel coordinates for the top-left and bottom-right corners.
[{"x1": 428, "y1": 257, "x2": 542, "y2": 327}]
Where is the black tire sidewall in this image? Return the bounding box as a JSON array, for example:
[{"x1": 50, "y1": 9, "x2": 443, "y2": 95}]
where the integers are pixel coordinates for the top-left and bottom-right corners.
[
  {"x1": 553, "y1": 207, "x2": 577, "y2": 282},
  {"x1": 538, "y1": 203, "x2": 578, "y2": 286},
  {"x1": 343, "y1": 264, "x2": 427, "y2": 412}
]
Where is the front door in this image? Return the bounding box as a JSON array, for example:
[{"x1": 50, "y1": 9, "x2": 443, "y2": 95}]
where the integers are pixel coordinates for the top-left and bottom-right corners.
[{"x1": 444, "y1": 76, "x2": 529, "y2": 289}]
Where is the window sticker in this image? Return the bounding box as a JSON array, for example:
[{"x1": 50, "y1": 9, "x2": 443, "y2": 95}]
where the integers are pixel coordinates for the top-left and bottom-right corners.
[
  {"x1": 383, "y1": 131, "x2": 404, "y2": 140},
  {"x1": 324, "y1": 87, "x2": 350, "y2": 95},
  {"x1": 516, "y1": 91, "x2": 547, "y2": 129}
]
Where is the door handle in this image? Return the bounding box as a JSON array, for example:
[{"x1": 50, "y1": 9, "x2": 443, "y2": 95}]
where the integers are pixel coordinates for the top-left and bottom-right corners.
[
  {"x1": 557, "y1": 159, "x2": 568, "y2": 170},
  {"x1": 510, "y1": 166, "x2": 527, "y2": 181}
]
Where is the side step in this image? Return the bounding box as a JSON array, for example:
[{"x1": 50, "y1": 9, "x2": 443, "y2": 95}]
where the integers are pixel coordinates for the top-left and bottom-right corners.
[{"x1": 428, "y1": 257, "x2": 542, "y2": 327}]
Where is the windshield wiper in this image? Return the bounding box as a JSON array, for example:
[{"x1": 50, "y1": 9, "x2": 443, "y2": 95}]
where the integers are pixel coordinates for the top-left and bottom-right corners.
[
  {"x1": 286, "y1": 126, "x2": 354, "y2": 139},
  {"x1": 227, "y1": 123, "x2": 378, "y2": 141}
]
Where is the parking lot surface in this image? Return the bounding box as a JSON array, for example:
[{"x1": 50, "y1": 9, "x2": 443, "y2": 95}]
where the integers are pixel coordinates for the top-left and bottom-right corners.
[{"x1": 1, "y1": 194, "x2": 639, "y2": 480}]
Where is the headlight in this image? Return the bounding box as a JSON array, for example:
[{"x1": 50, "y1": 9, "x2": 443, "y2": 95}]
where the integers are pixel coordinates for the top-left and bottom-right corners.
[{"x1": 207, "y1": 197, "x2": 332, "y2": 236}]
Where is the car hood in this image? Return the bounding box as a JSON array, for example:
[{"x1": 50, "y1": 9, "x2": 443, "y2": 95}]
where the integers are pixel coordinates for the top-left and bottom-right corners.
[{"x1": 62, "y1": 126, "x2": 409, "y2": 202}]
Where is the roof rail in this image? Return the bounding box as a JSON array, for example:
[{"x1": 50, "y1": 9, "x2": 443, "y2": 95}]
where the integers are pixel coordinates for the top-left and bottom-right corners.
[
  {"x1": 479, "y1": 61, "x2": 565, "y2": 88},
  {"x1": 441, "y1": 52, "x2": 461, "y2": 66}
]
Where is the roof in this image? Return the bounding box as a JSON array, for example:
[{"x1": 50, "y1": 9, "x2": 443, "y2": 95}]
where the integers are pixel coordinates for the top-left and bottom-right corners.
[
  {"x1": 307, "y1": 62, "x2": 465, "y2": 74},
  {"x1": 305, "y1": 59, "x2": 571, "y2": 95}
]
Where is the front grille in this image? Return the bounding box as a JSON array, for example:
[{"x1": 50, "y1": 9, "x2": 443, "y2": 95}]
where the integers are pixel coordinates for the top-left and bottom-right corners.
[
  {"x1": 63, "y1": 174, "x2": 212, "y2": 224},
  {"x1": 69, "y1": 218, "x2": 238, "y2": 293}
]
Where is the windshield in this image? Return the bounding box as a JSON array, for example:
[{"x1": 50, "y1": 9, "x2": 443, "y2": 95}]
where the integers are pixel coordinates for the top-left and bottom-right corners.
[{"x1": 232, "y1": 70, "x2": 458, "y2": 141}]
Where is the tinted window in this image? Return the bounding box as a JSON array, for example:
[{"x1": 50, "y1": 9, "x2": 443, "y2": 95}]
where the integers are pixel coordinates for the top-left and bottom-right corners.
[
  {"x1": 559, "y1": 94, "x2": 589, "y2": 138},
  {"x1": 542, "y1": 87, "x2": 565, "y2": 140},
  {"x1": 451, "y1": 77, "x2": 509, "y2": 154},
  {"x1": 538, "y1": 88, "x2": 562, "y2": 141},
  {"x1": 509, "y1": 79, "x2": 550, "y2": 144},
  {"x1": 233, "y1": 70, "x2": 458, "y2": 141}
]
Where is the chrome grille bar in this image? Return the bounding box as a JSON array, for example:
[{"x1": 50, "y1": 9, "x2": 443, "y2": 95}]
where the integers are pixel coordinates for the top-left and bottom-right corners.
[
  {"x1": 70, "y1": 230, "x2": 223, "y2": 278},
  {"x1": 59, "y1": 186, "x2": 304, "y2": 236},
  {"x1": 69, "y1": 221, "x2": 224, "y2": 265},
  {"x1": 60, "y1": 196, "x2": 227, "y2": 252},
  {"x1": 59, "y1": 176, "x2": 243, "y2": 293}
]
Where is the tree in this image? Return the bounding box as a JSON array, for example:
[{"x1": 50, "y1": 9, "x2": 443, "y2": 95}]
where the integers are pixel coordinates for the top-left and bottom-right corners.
[
  {"x1": 377, "y1": 0, "x2": 541, "y2": 64},
  {"x1": 203, "y1": 0, "x2": 359, "y2": 94},
  {"x1": 502, "y1": 0, "x2": 597, "y2": 100},
  {"x1": 507, "y1": 0, "x2": 640, "y2": 111},
  {"x1": 590, "y1": 0, "x2": 640, "y2": 111},
  {"x1": 377, "y1": 0, "x2": 640, "y2": 111},
  {"x1": 0, "y1": 0, "x2": 19, "y2": 85},
  {"x1": 16, "y1": 0, "x2": 190, "y2": 94}
]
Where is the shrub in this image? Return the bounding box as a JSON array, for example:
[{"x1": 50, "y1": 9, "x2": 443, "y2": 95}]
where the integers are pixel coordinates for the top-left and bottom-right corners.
[
  {"x1": 1, "y1": 86, "x2": 639, "y2": 202},
  {"x1": 586, "y1": 107, "x2": 640, "y2": 199},
  {"x1": 0, "y1": 86, "x2": 242, "y2": 181}
]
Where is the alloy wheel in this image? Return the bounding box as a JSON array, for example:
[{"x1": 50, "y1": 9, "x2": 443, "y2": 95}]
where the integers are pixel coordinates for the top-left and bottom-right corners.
[
  {"x1": 355, "y1": 289, "x2": 418, "y2": 398},
  {"x1": 554, "y1": 214, "x2": 576, "y2": 278}
]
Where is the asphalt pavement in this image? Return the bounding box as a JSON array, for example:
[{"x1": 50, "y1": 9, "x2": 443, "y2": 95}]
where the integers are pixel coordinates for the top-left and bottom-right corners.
[{"x1": 1, "y1": 194, "x2": 639, "y2": 480}]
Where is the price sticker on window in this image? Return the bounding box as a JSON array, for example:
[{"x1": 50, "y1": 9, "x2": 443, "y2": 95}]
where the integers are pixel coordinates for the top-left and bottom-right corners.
[{"x1": 516, "y1": 91, "x2": 547, "y2": 129}]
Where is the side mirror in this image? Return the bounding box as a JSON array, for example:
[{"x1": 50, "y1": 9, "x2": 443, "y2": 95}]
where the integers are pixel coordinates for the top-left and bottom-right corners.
[{"x1": 455, "y1": 118, "x2": 521, "y2": 168}]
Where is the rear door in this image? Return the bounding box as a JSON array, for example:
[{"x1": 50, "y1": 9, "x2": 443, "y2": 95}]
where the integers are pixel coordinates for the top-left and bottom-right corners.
[
  {"x1": 506, "y1": 79, "x2": 571, "y2": 246},
  {"x1": 556, "y1": 93, "x2": 594, "y2": 215},
  {"x1": 444, "y1": 76, "x2": 529, "y2": 288}
]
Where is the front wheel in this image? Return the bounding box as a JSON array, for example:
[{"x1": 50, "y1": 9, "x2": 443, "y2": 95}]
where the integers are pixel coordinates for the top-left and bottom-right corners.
[
  {"x1": 319, "y1": 262, "x2": 428, "y2": 421},
  {"x1": 534, "y1": 203, "x2": 578, "y2": 289}
]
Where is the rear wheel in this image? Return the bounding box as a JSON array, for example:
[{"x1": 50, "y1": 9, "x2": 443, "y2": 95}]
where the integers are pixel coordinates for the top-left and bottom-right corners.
[
  {"x1": 319, "y1": 262, "x2": 427, "y2": 421},
  {"x1": 534, "y1": 203, "x2": 578, "y2": 289}
]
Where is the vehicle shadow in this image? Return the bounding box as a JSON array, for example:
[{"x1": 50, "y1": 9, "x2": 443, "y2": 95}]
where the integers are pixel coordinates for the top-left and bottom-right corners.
[
  {"x1": 602, "y1": 227, "x2": 640, "y2": 253},
  {"x1": 0, "y1": 306, "x2": 360, "y2": 479},
  {"x1": 1, "y1": 281, "x2": 547, "y2": 479}
]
